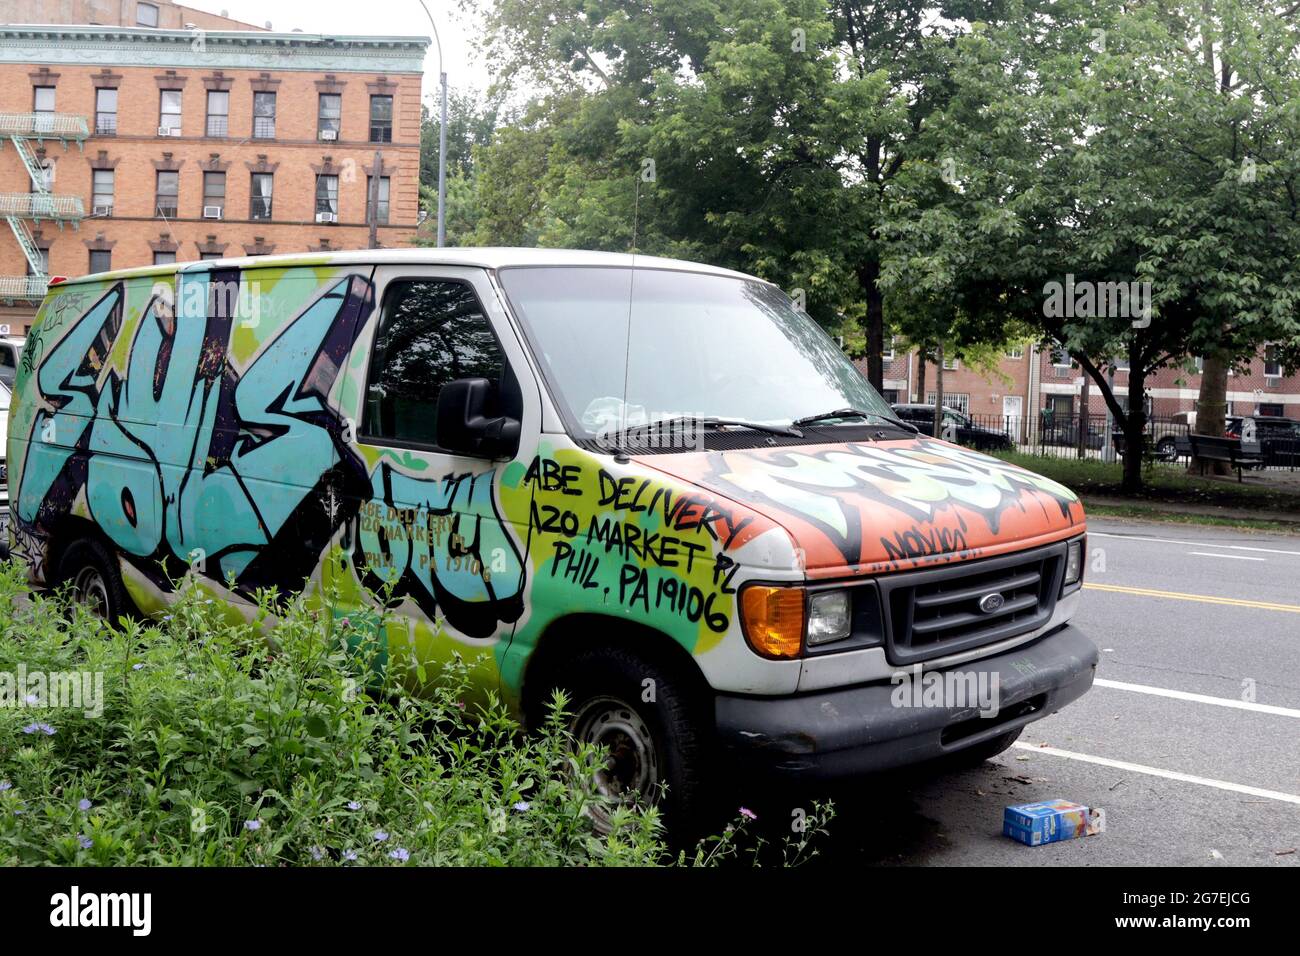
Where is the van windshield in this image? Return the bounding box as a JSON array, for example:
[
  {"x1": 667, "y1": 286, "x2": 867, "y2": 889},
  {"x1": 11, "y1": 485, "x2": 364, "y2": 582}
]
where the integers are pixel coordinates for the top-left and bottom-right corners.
[{"x1": 496, "y1": 266, "x2": 893, "y2": 438}]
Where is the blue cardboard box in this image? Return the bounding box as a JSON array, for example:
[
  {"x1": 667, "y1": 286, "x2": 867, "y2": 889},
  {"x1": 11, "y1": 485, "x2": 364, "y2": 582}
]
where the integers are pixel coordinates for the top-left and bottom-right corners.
[{"x1": 1003, "y1": 799, "x2": 1104, "y2": 846}]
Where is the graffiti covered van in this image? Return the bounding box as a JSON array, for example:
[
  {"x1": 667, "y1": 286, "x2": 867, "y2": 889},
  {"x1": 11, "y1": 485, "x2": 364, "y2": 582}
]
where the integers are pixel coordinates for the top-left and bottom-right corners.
[{"x1": 8, "y1": 248, "x2": 1097, "y2": 825}]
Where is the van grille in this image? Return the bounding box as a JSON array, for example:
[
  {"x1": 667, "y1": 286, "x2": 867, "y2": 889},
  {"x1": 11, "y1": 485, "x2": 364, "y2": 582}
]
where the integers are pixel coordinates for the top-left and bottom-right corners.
[{"x1": 879, "y1": 542, "x2": 1067, "y2": 665}]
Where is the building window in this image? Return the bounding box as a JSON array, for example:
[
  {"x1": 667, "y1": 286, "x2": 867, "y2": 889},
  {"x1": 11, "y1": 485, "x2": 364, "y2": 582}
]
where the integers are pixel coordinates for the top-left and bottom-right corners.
[
  {"x1": 94, "y1": 88, "x2": 118, "y2": 135},
  {"x1": 159, "y1": 90, "x2": 183, "y2": 135},
  {"x1": 155, "y1": 170, "x2": 179, "y2": 217},
  {"x1": 25, "y1": 247, "x2": 49, "y2": 275},
  {"x1": 203, "y1": 172, "x2": 226, "y2": 217},
  {"x1": 1004, "y1": 346, "x2": 1023, "y2": 359},
  {"x1": 881, "y1": 336, "x2": 896, "y2": 362},
  {"x1": 89, "y1": 249, "x2": 112, "y2": 274},
  {"x1": 361, "y1": 279, "x2": 505, "y2": 448},
  {"x1": 315, "y1": 174, "x2": 339, "y2": 217},
  {"x1": 250, "y1": 172, "x2": 273, "y2": 220},
  {"x1": 369, "y1": 95, "x2": 393, "y2": 143},
  {"x1": 136, "y1": 2, "x2": 160, "y2": 27},
  {"x1": 366, "y1": 176, "x2": 390, "y2": 224},
  {"x1": 33, "y1": 86, "x2": 55, "y2": 113},
  {"x1": 153, "y1": 250, "x2": 176, "y2": 265},
  {"x1": 1112, "y1": 354, "x2": 1130, "y2": 371},
  {"x1": 32, "y1": 86, "x2": 55, "y2": 134},
  {"x1": 206, "y1": 91, "x2": 229, "y2": 137},
  {"x1": 253, "y1": 91, "x2": 276, "y2": 139},
  {"x1": 200, "y1": 252, "x2": 223, "y2": 261},
  {"x1": 925, "y1": 392, "x2": 970, "y2": 414},
  {"x1": 1050, "y1": 347, "x2": 1072, "y2": 369},
  {"x1": 91, "y1": 169, "x2": 114, "y2": 215},
  {"x1": 318, "y1": 94, "x2": 342, "y2": 139},
  {"x1": 941, "y1": 356, "x2": 959, "y2": 371},
  {"x1": 1264, "y1": 347, "x2": 1282, "y2": 378},
  {"x1": 1258, "y1": 403, "x2": 1284, "y2": 417},
  {"x1": 30, "y1": 159, "x2": 53, "y2": 193}
]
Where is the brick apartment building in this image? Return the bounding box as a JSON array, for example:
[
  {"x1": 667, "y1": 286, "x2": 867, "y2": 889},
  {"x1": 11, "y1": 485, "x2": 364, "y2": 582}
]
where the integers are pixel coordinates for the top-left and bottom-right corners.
[
  {"x1": 864, "y1": 341, "x2": 1299, "y2": 440},
  {"x1": 0, "y1": 0, "x2": 428, "y2": 335}
]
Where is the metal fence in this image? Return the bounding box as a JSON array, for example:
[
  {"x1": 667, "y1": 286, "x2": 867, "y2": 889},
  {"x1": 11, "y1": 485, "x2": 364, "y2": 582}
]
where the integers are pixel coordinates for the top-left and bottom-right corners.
[{"x1": 954, "y1": 412, "x2": 1300, "y2": 471}]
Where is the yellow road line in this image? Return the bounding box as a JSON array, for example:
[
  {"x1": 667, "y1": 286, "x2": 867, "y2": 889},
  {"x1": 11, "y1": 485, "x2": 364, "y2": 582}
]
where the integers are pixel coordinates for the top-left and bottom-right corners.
[{"x1": 1084, "y1": 582, "x2": 1300, "y2": 614}]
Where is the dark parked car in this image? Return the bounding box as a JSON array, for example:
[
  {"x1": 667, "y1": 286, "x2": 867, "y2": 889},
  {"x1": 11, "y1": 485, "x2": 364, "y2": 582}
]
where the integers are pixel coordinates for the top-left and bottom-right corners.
[
  {"x1": 892, "y1": 403, "x2": 1013, "y2": 451},
  {"x1": 1041, "y1": 416, "x2": 1106, "y2": 450},
  {"x1": 1226, "y1": 416, "x2": 1300, "y2": 468}
]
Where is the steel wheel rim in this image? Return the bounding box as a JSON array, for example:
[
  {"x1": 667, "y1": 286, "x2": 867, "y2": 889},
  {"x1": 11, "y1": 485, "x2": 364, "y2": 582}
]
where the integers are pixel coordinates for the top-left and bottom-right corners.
[
  {"x1": 72, "y1": 565, "x2": 110, "y2": 618},
  {"x1": 571, "y1": 695, "x2": 661, "y2": 826}
]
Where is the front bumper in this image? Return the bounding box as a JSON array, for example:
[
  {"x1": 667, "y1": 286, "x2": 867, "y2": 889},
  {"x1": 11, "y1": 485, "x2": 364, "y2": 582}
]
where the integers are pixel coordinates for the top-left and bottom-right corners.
[{"x1": 715, "y1": 623, "x2": 1098, "y2": 781}]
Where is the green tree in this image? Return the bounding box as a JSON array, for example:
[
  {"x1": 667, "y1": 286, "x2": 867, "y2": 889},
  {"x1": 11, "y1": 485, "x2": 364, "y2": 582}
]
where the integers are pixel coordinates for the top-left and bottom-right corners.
[{"x1": 880, "y1": 0, "x2": 1300, "y2": 491}]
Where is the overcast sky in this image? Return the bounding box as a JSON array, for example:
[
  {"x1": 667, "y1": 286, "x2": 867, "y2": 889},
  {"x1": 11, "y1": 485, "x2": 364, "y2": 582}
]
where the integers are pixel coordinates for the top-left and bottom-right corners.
[{"x1": 188, "y1": 0, "x2": 499, "y2": 106}]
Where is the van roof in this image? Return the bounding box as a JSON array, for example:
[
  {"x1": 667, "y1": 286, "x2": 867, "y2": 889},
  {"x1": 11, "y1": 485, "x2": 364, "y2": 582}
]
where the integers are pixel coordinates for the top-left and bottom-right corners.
[{"x1": 51, "y1": 247, "x2": 761, "y2": 287}]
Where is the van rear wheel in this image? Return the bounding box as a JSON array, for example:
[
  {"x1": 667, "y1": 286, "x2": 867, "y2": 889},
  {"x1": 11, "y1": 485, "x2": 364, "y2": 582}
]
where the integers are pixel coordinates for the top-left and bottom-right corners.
[
  {"x1": 57, "y1": 539, "x2": 131, "y2": 624},
  {"x1": 541, "y1": 645, "x2": 708, "y2": 840}
]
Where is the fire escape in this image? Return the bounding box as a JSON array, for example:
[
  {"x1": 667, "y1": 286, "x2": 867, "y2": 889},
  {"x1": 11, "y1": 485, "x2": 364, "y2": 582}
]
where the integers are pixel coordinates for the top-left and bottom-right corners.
[{"x1": 0, "y1": 112, "x2": 88, "y2": 305}]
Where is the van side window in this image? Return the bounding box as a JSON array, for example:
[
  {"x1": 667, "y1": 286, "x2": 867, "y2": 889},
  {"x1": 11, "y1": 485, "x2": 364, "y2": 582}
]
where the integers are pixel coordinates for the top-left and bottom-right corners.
[{"x1": 363, "y1": 279, "x2": 506, "y2": 448}]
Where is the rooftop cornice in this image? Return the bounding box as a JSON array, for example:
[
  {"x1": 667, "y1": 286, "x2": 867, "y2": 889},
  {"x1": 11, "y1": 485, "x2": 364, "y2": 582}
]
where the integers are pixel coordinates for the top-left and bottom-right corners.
[{"x1": 0, "y1": 26, "x2": 430, "y2": 73}]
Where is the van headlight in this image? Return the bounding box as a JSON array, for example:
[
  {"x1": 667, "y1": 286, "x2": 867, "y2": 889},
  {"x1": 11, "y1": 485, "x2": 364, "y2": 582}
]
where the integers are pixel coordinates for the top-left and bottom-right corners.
[
  {"x1": 1063, "y1": 537, "x2": 1084, "y2": 589},
  {"x1": 807, "y1": 589, "x2": 852, "y2": 646}
]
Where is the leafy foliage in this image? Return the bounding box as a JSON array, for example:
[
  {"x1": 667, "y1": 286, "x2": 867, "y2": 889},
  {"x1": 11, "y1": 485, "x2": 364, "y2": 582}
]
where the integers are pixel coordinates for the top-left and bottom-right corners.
[{"x1": 0, "y1": 564, "x2": 830, "y2": 866}]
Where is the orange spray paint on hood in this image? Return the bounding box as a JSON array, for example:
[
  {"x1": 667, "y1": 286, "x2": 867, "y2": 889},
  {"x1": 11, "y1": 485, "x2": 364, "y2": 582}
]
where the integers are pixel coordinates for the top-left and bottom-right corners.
[{"x1": 636, "y1": 438, "x2": 1086, "y2": 578}]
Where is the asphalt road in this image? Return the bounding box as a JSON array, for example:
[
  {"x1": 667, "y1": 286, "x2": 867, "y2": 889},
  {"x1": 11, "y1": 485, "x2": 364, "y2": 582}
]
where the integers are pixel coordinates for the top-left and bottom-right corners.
[{"x1": 754, "y1": 518, "x2": 1300, "y2": 867}]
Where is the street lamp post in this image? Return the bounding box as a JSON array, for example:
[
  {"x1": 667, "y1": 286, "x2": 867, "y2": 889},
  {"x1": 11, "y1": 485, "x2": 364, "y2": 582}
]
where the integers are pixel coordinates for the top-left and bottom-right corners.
[{"x1": 417, "y1": 0, "x2": 447, "y2": 247}]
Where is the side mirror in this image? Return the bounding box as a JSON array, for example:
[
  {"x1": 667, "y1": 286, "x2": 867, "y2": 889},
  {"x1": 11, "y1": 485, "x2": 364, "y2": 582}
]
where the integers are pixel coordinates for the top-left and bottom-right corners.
[{"x1": 435, "y1": 377, "x2": 521, "y2": 459}]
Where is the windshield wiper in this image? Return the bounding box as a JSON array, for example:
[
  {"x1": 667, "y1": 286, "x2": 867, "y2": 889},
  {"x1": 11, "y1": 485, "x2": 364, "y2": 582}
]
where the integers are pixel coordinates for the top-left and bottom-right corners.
[
  {"x1": 621, "y1": 415, "x2": 803, "y2": 439},
  {"x1": 793, "y1": 408, "x2": 919, "y2": 433}
]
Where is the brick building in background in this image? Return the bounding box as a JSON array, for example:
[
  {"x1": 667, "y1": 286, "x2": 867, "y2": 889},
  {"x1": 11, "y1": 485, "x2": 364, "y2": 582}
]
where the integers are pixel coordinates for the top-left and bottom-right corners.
[
  {"x1": 0, "y1": 0, "x2": 428, "y2": 334},
  {"x1": 863, "y1": 341, "x2": 1298, "y2": 440}
]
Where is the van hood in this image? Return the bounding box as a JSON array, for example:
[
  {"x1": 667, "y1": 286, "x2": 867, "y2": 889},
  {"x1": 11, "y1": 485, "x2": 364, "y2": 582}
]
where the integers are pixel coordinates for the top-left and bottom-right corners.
[{"x1": 635, "y1": 438, "x2": 1085, "y2": 577}]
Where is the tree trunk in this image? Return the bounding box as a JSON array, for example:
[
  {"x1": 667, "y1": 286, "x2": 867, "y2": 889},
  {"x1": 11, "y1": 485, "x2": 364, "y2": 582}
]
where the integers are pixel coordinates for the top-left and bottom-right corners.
[
  {"x1": 915, "y1": 349, "x2": 927, "y2": 405},
  {"x1": 1193, "y1": 352, "x2": 1231, "y2": 476},
  {"x1": 933, "y1": 343, "x2": 945, "y2": 439},
  {"x1": 860, "y1": 262, "x2": 885, "y2": 391},
  {"x1": 1076, "y1": 372, "x2": 1090, "y2": 460},
  {"x1": 1121, "y1": 346, "x2": 1146, "y2": 494}
]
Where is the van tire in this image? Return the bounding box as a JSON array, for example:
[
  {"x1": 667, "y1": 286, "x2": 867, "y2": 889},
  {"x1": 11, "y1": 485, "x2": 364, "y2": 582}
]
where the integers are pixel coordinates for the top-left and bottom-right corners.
[
  {"x1": 540, "y1": 645, "x2": 709, "y2": 841},
  {"x1": 57, "y1": 538, "x2": 131, "y2": 625}
]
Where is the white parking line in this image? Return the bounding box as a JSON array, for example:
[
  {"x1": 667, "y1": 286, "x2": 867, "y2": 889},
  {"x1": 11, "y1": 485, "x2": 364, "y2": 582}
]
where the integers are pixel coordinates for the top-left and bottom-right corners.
[
  {"x1": 1094, "y1": 677, "x2": 1300, "y2": 719},
  {"x1": 1090, "y1": 530, "x2": 1300, "y2": 557},
  {"x1": 1187, "y1": 551, "x2": 1266, "y2": 561},
  {"x1": 1012, "y1": 742, "x2": 1300, "y2": 806}
]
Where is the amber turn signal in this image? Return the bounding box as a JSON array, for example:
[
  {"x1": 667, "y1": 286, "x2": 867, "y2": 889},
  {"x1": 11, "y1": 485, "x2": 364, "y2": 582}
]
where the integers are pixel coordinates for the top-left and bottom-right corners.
[{"x1": 740, "y1": 585, "x2": 805, "y2": 659}]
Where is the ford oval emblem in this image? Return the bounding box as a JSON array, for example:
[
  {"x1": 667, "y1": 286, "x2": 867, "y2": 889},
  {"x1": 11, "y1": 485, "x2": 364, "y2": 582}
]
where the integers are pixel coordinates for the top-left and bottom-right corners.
[{"x1": 978, "y1": 592, "x2": 1006, "y2": 614}]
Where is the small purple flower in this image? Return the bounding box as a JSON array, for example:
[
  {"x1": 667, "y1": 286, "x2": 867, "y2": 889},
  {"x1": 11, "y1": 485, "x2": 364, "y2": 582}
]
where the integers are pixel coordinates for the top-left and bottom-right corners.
[
  {"x1": 244, "y1": 819, "x2": 262, "y2": 832},
  {"x1": 388, "y1": 848, "x2": 409, "y2": 862},
  {"x1": 739, "y1": 807, "x2": 757, "y2": 821},
  {"x1": 77, "y1": 834, "x2": 93, "y2": 850},
  {"x1": 23, "y1": 693, "x2": 38, "y2": 706},
  {"x1": 22, "y1": 722, "x2": 54, "y2": 736},
  {"x1": 132, "y1": 663, "x2": 144, "y2": 671},
  {"x1": 512, "y1": 801, "x2": 531, "y2": 813},
  {"x1": 78, "y1": 799, "x2": 92, "y2": 811},
  {"x1": 347, "y1": 801, "x2": 361, "y2": 811},
  {"x1": 310, "y1": 846, "x2": 325, "y2": 861},
  {"x1": 343, "y1": 850, "x2": 358, "y2": 862},
  {"x1": 372, "y1": 829, "x2": 389, "y2": 842},
  {"x1": 340, "y1": 617, "x2": 351, "y2": 629},
  {"x1": 0, "y1": 781, "x2": 11, "y2": 792}
]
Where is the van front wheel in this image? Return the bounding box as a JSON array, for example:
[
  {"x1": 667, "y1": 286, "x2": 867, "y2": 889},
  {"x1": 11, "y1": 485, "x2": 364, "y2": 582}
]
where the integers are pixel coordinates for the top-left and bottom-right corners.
[
  {"x1": 58, "y1": 539, "x2": 130, "y2": 624},
  {"x1": 543, "y1": 646, "x2": 707, "y2": 838}
]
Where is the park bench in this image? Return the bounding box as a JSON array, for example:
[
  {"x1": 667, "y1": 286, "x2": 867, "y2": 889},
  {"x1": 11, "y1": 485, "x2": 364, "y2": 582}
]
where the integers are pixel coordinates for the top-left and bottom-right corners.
[{"x1": 1176, "y1": 434, "x2": 1263, "y2": 481}]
